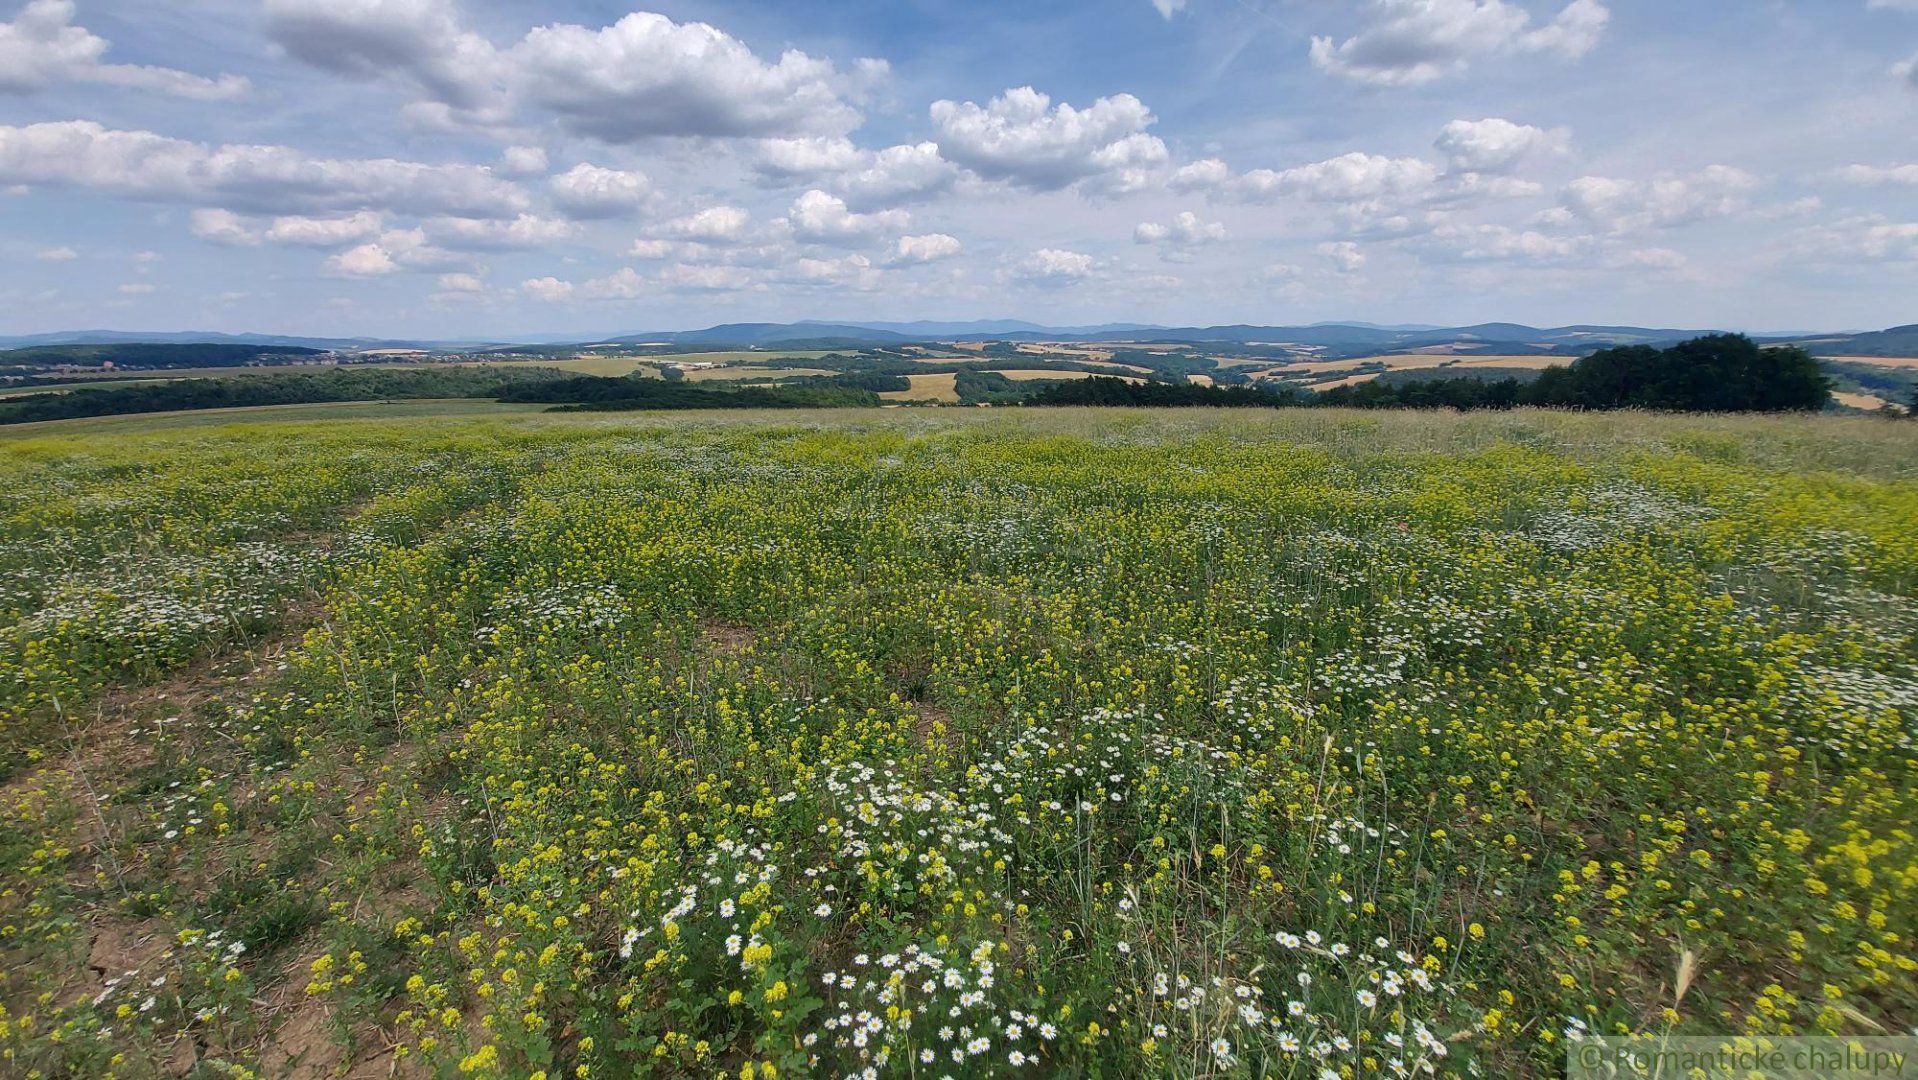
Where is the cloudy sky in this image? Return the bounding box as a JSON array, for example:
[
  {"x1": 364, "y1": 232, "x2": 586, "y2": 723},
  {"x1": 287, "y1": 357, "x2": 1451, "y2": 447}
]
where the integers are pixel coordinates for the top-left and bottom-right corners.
[{"x1": 1, "y1": 0, "x2": 1914, "y2": 338}]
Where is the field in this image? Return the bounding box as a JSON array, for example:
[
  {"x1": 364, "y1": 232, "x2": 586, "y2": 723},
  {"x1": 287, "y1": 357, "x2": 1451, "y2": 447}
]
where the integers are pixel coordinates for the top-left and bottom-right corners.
[
  {"x1": 880, "y1": 373, "x2": 961, "y2": 402},
  {"x1": 0, "y1": 407, "x2": 1914, "y2": 1078}
]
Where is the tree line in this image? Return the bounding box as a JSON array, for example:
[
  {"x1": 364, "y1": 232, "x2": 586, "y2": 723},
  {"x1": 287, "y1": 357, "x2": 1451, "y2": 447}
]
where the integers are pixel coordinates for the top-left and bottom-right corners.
[{"x1": 1030, "y1": 335, "x2": 1833, "y2": 413}]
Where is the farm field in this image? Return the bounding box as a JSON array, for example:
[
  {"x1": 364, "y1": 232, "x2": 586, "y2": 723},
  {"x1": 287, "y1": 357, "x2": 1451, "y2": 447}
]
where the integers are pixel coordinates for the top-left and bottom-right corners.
[
  {"x1": 880, "y1": 372, "x2": 961, "y2": 401},
  {"x1": 0, "y1": 407, "x2": 1914, "y2": 1078}
]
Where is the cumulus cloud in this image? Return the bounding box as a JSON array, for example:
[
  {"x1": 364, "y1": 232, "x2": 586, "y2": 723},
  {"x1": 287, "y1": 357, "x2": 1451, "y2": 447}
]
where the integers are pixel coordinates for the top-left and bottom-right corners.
[
  {"x1": 499, "y1": 145, "x2": 548, "y2": 176},
  {"x1": 755, "y1": 136, "x2": 865, "y2": 180},
  {"x1": 1167, "y1": 158, "x2": 1232, "y2": 193},
  {"x1": 326, "y1": 243, "x2": 398, "y2": 276},
  {"x1": 1152, "y1": 0, "x2": 1187, "y2": 17},
  {"x1": 0, "y1": 120, "x2": 529, "y2": 218},
  {"x1": 324, "y1": 227, "x2": 463, "y2": 275},
  {"x1": 548, "y1": 163, "x2": 651, "y2": 218},
  {"x1": 887, "y1": 233, "x2": 961, "y2": 265},
  {"x1": 264, "y1": 211, "x2": 386, "y2": 247},
  {"x1": 839, "y1": 143, "x2": 960, "y2": 207},
  {"x1": 1432, "y1": 222, "x2": 1592, "y2": 261},
  {"x1": 1310, "y1": 0, "x2": 1610, "y2": 87},
  {"x1": 35, "y1": 244, "x2": 76, "y2": 261},
  {"x1": 429, "y1": 213, "x2": 576, "y2": 250},
  {"x1": 1318, "y1": 240, "x2": 1366, "y2": 271},
  {"x1": 0, "y1": 0, "x2": 248, "y2": 99},
  {"x1": 1134, "y1": 211, "x2": 1227, "y2": 254},
  {"x1": 1238, "y1": 152, "x2": 1439, "y2": 202},
  {"x1": 756, "y1": 140, "x2": 959, "y2": 208},
  {"x1": 661, "y1": 205, "x2": 754, "y2": 243},
  {"x1": 519, "y1": 275, "x2": 573, "y2": 302},
  {"x1": 787, "y1": 189, "x2": 909, "y2": 245},
  {"x1": 1791, "y1": 216, "x2": 1918, "y2": 262},
  {"x1": 437, "y1": 271, "x2": 485, "y2": 292},
  {"x1": 931, "y1": 87, "x2": 1167, "y2": 192},
  {"x1": 1836, "y1": 163, "x2": 1918, "y2": 185},
  {"x1": 263, "y1": 0, "x2": 500, "y2": 113},
  {"x1": 189, "y1": 208, "x2": 258, "y2": 245},
  {"x1": 511, "y1": 13, "x2": 870, "y2": 140},
  {"x1": 1557, "y1": 165, "x2": 1757, "y2": 232},
  {"x1": 1434, "y1": 118, "x2": 1568, "y2": 173},
  {"x1": 266, "y1": 3, "x2": 876, "y2": 140},
  {"x1": 1009, "y1": 247, "x2": 1096, "y2": 286}
]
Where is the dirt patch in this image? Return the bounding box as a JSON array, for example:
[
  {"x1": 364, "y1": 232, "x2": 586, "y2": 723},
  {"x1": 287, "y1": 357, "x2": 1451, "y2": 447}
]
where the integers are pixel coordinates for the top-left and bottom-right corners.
[
  {"x1": 86, "y1": 917, "x2": 175, "y2": 987},
  {"x1": 912, "y1": 702, "x2": 952, "y2": 748},
  {"x1": 699, "y1": 619, "x2": 758, "y2": 655}
]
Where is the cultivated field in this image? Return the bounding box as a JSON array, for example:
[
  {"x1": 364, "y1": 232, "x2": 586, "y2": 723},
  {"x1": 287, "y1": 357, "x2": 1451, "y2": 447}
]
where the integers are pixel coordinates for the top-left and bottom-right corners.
[{"x1": 0, "y1": 407, "x2": 1914, "y2": 1078}]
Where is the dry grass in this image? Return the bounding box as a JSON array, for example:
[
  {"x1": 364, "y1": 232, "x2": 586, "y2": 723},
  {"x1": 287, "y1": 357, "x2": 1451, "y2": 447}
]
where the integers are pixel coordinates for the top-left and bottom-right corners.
[
  {"x1": 879, "y1": 373, "x2": 960, "y2": 402},
  {"x1": 1821, "y1": 355, "x2": 1918, "y2": 369},
  {"x1": 1833, "y1": 391, "x2": 1901, "y2": 412},
  {"x1": 1270, "y1": 354, "x2": 1570, "y2": 378}
]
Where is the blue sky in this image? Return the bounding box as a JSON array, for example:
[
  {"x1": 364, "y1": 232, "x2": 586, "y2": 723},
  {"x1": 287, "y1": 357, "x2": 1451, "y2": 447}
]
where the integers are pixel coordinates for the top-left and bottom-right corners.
[{"x1": 1, "y1": 0, "x2": 1914, "y2": 338}]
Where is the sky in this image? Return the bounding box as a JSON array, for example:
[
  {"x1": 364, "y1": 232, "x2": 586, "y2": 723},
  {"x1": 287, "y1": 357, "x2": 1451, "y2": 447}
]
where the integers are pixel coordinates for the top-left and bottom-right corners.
[{"x1": 0, "y1": 0, "x2": 1914, "y2": 339}]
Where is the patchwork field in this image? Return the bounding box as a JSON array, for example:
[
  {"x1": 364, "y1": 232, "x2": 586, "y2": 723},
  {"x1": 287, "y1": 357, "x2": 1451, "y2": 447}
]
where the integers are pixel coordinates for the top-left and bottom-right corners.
[{"x1": 0, "y1": 408, "x2": 1913, "y2": 1078}]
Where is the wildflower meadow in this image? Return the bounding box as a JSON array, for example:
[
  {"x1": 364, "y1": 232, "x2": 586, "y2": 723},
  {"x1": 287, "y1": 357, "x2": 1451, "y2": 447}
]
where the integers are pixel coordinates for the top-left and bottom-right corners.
[{"x1": 0, "y1": 407, "x2": 1913, "y2": 1078}]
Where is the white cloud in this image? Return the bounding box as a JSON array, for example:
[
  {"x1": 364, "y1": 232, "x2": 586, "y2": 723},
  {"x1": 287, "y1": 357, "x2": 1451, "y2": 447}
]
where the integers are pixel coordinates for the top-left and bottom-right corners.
[
  {"x1": 549, "y1": 163, "x2": 651, "y2": 218},
  {"x1": 324, "y1": 227, "x2": 462, "y2": 275},
  {"x1": 326, "y1": 243, "x2": 398, "y2": 276},
  {"x1": 1434, "y1": 118, "x2": 1567, "y2": 172},
  {"x1": 753, "y1": 139, "x2": 958, "y2": 208},
  {"x1": 190, "y1": 208, "x2": 258, "y2": 245},
  {"x1": 519, "y1": 275, "x2": 574, "y2": 302},
  {"x1": 1152, "y1": 0, "x2": 1187, "y2": 17},
  {"x1": 887, "y1": 233, "x2": 961, "y2": 265},
  {"x1": 117, "y1": 282, "x2": 153, "y2": 294},
  {"x1": 266, "y1": 3, "x2": 877, "y2": 140},
  {"x1": 1792, "y1": 216, "x2": 1918, "y2": 262},
  {"x1": 1868, "y1": 0, "x2": 1918, "y2": 9},
  {"x1": 1009, "y1": 247, "x2": 1096, "y2": 285},
  {"x1": 662, "y1": 205, "x2": 754, "y2": 243},
  {"x1": 1134, "y1": 210, "x2": 1227, "y2": 249},
  {"x1": 1310, "y1": 0, "x2": 1609, "y2": 87},
  {"x1": 1558, "y1": 165, "x2": 1757, "y2": 232},
  {"x1": 839, "y1": 143, "x2": 960, "y2": 207},
  {"x1": 788, "y1": 189, "x2": 908, "y2": 245},
  {"x1": 1167, "y1": 158, "x2": 1231, "y2": 193},
  {"x1": 511, "y1": 13, "x2": 870, "y2": 140},
  {"x1": 1607, "y1": 247, "x2": 1689, "y2": 272},
  {"x1": 783, "y1": 253, "x2": 877, "y2": 289},
  {"x1": 931, "y1": 87, "x2": 1167, "y2": 191},
  {"x1": 1239, "y1": 152, "x2": 1438, "y2": 201},
  {"x1": 429, "y1": 213, "x2": 576, "y2": 249},
  {"x1": 263, "y1": 0, "x2": 500, "y2": 113},
  {"x1": 264, "y1": 211, "x2": 386, "y2": 247},
  {"x1": 0, "y1": 120, "x2": 529, "y2": 218},
  {"x1": 1836, "y1": 163, "x2": 1918, "y2": 185},
  {"x1": 500, "y1": 146, "x2": 548, "y2": 175},
  {"x1": 34, "y1": 244, "x2": 76, "y2": 261},
  {"x1": 755, "y1": 137, "x2": 865, "y2": 179},
  {"x1": 1433, "y1": 222, "x2": 1592, "y2": 261},
  {"x1": 437, "y1": 271, "x2": 485, "y2": 292},
  {"x1": 1318, "y1": 240, "x2": 1366, "y2": 271},
  {"x1": 0, "y1": 0, "x2": 247, "y2": 99}
]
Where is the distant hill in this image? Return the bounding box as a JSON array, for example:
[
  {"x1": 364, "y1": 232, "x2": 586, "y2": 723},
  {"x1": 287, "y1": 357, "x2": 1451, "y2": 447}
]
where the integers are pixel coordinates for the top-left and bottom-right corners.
[
  {"x1": 0, "y1": 330, "x2": 470, "y2": 351},
  {"x1": 8, "y1": 320, "x2": 1909, "y2": 363},
  {"x1": 0, "y1": 343, "x2": 325, "y2": 370},
  {"x1": 1792, "y1": 324, "x2": 1918, "y2": 358}
]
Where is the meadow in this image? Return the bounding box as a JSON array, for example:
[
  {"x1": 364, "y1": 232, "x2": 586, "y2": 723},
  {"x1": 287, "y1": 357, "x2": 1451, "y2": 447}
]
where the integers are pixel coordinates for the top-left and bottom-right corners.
[{"x1": 0, "y1": 407, "x2": 1913, "y2": 1078}]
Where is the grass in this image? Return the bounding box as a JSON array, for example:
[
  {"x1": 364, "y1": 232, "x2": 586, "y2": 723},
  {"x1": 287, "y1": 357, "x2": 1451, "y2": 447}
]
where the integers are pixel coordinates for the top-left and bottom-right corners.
[{"x1": 0, "y1": 406, "x2": 1913, "y2": 1078}]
